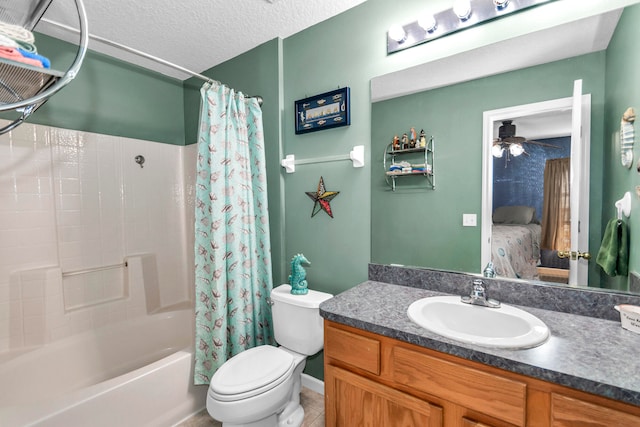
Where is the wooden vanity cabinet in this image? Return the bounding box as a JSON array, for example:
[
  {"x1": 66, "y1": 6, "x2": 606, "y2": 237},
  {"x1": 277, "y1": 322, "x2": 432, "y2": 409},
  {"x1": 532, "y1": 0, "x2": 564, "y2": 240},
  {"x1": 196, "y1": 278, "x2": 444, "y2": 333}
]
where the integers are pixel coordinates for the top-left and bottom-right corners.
[
  {"x1": 323, "y1": 320, "x2": 640, "y2": 427},
  {"x1": 326, "y1": 365, "x2": 443, "y2": 426}
]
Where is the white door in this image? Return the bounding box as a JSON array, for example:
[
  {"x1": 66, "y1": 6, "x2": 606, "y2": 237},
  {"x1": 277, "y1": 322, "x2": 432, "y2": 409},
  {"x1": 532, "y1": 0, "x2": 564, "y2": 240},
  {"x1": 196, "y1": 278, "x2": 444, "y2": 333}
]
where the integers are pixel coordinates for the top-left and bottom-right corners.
[
  {"x1": 568, "y1": 79, "x2": 591, "y2": 285},
  {"x1": 481, "y1": 80, "x2": 591, "y2": 285}
]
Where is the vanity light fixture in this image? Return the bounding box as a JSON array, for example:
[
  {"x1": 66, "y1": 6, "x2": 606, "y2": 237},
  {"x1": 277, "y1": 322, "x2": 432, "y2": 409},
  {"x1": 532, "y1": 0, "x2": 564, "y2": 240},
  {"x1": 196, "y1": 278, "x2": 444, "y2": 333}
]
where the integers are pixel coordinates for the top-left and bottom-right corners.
[
  {"x1": 493, "y1": 0, "x2": 510, "y2": 10},
  {"x1": 388, "y1": 25, "x2": 407, "y2": 43},
  {"x1": 418, "y1": 14, "x2": 438, "y2": 33},
  {"x1": 387, "y1": 0, "x2": 555, "y2": 55},
  {"x1": 453, "y1": 0, "x2": 472, "y2": 20}
]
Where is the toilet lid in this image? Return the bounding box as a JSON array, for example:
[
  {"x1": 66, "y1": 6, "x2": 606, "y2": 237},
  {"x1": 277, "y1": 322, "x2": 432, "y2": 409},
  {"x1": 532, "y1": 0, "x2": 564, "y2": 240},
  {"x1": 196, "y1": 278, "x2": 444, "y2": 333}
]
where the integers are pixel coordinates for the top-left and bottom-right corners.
[{"x1": 210, "y1": 345, "x2": 294, "y2": 399}]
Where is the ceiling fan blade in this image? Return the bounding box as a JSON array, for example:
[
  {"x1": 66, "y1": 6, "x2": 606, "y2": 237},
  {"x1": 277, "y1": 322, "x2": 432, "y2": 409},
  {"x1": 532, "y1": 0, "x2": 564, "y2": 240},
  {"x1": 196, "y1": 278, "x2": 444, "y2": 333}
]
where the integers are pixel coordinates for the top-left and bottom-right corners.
[
  {"x1": 502, "y1": 136, "x2": 526, "y2": 144},
  {"x1": 524, "y1": 139, "x2": 561, "y2": 149}
]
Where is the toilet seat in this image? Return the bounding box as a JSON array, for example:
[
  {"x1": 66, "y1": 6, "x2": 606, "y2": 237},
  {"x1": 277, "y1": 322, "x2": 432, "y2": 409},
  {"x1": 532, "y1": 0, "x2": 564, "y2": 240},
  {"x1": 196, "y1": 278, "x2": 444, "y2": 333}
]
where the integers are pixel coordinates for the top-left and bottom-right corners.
[{"x1": 209, "y1": 345, "x2": 295, "y2": 402}]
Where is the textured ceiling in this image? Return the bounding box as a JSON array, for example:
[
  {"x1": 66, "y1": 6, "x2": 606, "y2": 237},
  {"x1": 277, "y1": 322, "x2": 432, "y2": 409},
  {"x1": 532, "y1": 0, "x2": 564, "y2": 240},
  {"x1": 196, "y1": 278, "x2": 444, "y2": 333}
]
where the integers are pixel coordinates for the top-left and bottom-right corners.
[{"x1": 34, "y1": 0, "x2": 367, "y2": 80}]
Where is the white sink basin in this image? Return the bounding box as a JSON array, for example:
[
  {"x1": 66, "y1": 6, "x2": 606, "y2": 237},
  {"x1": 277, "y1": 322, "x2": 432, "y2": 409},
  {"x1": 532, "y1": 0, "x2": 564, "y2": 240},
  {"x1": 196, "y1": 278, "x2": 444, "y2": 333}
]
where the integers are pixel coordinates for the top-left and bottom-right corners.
[{"x1": 407, "y1": 296, "x2": 549, "y2": 349}]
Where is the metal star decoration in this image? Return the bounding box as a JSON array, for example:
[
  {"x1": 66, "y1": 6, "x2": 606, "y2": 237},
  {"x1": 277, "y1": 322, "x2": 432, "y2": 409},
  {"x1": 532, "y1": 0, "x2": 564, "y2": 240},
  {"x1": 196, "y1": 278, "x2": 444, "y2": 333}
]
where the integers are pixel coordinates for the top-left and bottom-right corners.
[{"x1": 305, "y1": 176, "x2": 340, "y2": 218}]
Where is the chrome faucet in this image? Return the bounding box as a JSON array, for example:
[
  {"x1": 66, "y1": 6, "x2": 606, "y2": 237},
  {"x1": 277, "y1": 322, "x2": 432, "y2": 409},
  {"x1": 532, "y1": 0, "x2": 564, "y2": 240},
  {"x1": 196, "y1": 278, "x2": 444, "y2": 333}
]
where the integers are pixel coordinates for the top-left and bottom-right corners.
[{"x1": 461, "y1": 279, "x2": 501, "y2": 308}]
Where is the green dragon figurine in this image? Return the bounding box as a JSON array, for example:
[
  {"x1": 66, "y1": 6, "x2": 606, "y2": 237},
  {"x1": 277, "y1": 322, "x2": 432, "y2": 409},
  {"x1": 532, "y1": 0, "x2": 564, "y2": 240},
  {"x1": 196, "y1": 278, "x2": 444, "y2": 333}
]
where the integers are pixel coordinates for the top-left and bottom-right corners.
[{"x1": 289, "y1": 254, "x2": 310, "y2": 295}]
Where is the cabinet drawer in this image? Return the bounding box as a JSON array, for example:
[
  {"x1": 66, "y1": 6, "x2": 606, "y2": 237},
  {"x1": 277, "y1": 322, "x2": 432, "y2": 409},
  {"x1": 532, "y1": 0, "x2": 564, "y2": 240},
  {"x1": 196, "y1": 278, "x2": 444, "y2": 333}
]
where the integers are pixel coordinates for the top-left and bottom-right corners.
[
  {"x1": 325, "y1": 325, "x2": 380, "y2": 375},
  {"x1": 392, "y1": 347, "x2": 526, "y2": 426},
  {"x1": 551, "y1": 393, "x2": 640, "y2": 426}
]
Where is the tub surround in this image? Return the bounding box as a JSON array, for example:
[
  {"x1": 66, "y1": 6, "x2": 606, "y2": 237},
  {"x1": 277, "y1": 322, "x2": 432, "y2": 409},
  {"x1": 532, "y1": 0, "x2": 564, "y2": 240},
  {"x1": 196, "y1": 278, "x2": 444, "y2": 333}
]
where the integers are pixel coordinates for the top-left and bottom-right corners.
[
  {"x1": 320, "y1": 264, "x2": 640, "y2": 408},
  {"x1": 0, "y1": 308, "x2": 203, "y2": 426},
  {"x1": 0, "y1": 121, "x2": 192, "y2": 354}
]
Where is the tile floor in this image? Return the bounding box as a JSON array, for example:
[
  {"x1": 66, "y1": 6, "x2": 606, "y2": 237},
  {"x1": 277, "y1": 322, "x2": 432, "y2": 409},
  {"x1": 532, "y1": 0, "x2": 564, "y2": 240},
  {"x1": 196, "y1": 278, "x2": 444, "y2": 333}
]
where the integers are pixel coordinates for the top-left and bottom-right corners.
[{"x1": 177, "y1": 387, "x2": 325, "y2": 427}]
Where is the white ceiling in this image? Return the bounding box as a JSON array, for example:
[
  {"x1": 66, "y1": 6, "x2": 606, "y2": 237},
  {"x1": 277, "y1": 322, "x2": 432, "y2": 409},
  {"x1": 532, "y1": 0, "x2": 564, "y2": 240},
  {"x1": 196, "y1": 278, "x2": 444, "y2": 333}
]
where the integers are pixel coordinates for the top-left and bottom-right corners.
[
  {"x1": 493, "y1": 110, "x2": 573, "y2": 141},
  {"x1": 34, "y1": 0, "x2": 367, "y2": 80}
]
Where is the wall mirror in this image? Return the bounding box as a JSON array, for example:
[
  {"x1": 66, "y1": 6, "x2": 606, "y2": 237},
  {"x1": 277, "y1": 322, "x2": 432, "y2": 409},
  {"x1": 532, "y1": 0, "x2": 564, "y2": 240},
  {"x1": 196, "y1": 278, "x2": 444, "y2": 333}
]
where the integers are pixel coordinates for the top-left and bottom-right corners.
[{"x1": 370, "y1": 1, "x2": 640, "y2": 294}]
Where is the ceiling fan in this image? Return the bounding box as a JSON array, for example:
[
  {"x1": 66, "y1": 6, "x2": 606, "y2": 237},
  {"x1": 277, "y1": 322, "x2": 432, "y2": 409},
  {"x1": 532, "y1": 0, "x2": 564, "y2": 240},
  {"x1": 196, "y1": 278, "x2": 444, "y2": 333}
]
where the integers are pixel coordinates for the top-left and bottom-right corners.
[{"x1": 492, "y1": 120, "x2": 561, "y2": 159}]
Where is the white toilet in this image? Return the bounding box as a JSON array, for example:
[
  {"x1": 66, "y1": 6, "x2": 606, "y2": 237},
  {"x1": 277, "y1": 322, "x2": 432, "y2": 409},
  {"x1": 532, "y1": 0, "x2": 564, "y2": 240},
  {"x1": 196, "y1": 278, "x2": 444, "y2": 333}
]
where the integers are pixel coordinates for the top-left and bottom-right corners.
[{"x1": 206, "y1": 284, "x2": 333, "y2": 427}]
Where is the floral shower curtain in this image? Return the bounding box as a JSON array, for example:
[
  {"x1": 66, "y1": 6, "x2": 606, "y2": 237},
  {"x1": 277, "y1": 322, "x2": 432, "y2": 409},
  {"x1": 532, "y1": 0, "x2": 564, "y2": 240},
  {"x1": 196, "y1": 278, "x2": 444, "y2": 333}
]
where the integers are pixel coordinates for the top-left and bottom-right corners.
[{"x1": 193, "y1": 82, "x2": 274, "y2": 385}]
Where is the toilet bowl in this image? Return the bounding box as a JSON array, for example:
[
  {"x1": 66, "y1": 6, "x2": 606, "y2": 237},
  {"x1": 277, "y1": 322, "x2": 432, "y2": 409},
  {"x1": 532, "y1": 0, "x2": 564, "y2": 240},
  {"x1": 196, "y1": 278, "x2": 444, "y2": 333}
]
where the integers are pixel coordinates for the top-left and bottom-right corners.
[
  {"x1": 206, "y1": 345, "x2": 305, "y2": 427},
  {"x1": 206, "y1": 284, "x2": 332, "y2": 427}
]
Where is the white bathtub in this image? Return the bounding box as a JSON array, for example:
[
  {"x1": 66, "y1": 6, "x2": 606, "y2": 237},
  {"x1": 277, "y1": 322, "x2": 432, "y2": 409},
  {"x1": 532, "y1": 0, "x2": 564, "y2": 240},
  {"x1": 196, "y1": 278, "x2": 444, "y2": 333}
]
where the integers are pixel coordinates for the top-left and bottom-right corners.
[{"x1": 0, "y1": 309, "x2": 207, "y2": 427}]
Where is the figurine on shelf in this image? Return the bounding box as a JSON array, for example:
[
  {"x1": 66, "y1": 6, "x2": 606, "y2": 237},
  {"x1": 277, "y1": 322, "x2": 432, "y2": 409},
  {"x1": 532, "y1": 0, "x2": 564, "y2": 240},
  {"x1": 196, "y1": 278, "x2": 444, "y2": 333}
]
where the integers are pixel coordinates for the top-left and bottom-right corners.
[
  {"x1": 392, "y1": 135, "x2": 400, "y2": 151},
  {"x1": 419, "y1": 129, "x2": 427, "y2": 148},
  {"x1": 401, "y1": 133, "x2": 409, "y2": 149},
  {"x1": 409, "y1": 127, "x2": 417, "y2": 148}
]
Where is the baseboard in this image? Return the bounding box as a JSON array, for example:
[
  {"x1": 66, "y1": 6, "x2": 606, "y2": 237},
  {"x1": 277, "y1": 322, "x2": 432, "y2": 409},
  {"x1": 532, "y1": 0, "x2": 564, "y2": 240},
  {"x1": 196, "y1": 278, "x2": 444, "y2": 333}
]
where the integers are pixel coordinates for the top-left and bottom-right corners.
[{"x1": 301, "y1": 373, "x2": 324, "y2": 395}]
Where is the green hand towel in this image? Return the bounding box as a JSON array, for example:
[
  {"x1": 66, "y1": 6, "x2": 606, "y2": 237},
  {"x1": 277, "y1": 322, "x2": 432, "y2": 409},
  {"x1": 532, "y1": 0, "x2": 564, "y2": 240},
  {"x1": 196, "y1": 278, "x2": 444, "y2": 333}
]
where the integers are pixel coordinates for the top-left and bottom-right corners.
[
  {"x1": 618, "y1": 219, "x2": 629, "y2": 276},
  {"x1": 596, "y1": 219, "x2": 629, "y2": 276}
]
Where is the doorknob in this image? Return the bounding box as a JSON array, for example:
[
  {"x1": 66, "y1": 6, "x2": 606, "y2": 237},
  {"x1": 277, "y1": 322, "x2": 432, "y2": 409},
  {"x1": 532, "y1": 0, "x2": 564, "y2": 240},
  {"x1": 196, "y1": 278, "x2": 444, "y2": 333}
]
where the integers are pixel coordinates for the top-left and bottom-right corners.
[
  {"x1": 556, "y1": 250, "x2": 590, "y2": 260},
  {"x1": 577, "y1": 251, "x2": 591, "y2": 260}
]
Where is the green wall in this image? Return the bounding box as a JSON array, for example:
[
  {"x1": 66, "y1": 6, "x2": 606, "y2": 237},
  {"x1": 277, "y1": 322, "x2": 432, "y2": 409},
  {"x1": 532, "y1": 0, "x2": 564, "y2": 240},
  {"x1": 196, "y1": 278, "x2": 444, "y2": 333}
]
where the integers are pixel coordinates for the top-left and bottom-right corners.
[
  {"x1": 371, "y1": 53, "x2": 606, "y2": 286},
  {"x1": 603, "y1": 4, "x2": 640, "y2": 290},
  {"x1": 15, "y1": 34, "x2": 186, "y2": 145}
]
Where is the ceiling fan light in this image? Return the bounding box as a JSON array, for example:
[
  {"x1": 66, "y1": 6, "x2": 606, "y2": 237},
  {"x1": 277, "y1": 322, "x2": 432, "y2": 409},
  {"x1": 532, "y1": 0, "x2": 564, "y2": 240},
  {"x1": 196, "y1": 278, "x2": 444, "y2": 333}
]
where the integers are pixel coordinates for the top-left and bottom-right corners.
[
  {"x1": 509, "y1": 143, "x2": 525, "y2": 156},
  {"x1": 492, "y1": 144, "x2": 505, "y2": 158}
]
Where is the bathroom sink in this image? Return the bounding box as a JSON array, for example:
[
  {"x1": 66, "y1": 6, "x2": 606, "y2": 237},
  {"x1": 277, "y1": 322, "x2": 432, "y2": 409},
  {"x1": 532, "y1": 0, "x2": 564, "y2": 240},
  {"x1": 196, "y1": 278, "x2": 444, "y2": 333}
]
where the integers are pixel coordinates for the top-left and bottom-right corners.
[{"x1": 407, "y1": 296, "x2": 549, "y2": 349}]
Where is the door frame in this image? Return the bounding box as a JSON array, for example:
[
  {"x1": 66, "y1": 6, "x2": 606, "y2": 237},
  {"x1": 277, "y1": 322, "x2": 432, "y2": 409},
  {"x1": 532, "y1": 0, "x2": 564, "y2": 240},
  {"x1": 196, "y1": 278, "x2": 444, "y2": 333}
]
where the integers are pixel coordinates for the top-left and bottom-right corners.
[{"x1": 481, "y1": 94, "x2": 591, "y2": 283}]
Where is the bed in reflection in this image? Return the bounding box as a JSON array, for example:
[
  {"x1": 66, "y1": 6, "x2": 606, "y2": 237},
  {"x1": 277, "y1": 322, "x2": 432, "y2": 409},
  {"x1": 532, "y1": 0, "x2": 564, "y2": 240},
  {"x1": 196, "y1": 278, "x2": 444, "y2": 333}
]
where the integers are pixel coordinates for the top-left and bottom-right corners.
[
  {"x1": 491, "y1": 205, "x2": 541, "y2": 280},
  {"x1": 491, "y1": 205, "x2": 570, "y2": 282},
  {"x1": 492, "y1": 220, "x2": 541, "y2": 280}
]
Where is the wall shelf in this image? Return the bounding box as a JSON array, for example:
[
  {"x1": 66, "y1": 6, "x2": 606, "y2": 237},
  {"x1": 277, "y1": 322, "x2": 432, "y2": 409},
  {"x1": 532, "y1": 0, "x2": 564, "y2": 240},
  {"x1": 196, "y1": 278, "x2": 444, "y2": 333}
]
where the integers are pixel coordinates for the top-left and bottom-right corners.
[
  {"x1": 0, "y1": 58, "x2": 63, "y2": 103},
  {"x1": 383, "y1": 137, "x2": 435, "y2": 191},
  {"x1": 0, "y1": 0, "x2": 88, "y2": 134}
]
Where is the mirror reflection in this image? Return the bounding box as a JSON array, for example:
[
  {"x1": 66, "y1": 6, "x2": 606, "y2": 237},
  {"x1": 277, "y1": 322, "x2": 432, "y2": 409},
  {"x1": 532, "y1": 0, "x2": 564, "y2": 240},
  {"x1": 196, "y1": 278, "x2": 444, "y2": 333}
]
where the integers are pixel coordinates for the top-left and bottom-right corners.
[
  {"x1": 488, "y1": 113, "x2": 573, "y2": 283},
  {"x1": 480, "y1": 93, "x2": 590, "y2": 287},
  {"x1": 371, "y1": 3, "x2": 640, "y2": 294}
]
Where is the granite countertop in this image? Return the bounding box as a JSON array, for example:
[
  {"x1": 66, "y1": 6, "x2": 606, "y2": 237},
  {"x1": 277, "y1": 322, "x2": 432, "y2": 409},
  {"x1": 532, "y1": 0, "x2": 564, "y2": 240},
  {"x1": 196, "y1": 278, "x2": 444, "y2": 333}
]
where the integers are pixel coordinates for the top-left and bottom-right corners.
[{"x1": 320, "y1": 280, "x2": 640, "y2": 407}]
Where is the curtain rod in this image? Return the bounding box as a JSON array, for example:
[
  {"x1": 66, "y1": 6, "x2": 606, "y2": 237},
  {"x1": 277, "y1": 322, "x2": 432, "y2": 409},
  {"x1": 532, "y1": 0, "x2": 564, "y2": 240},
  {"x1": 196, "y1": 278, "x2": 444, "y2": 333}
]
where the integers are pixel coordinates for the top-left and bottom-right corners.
[{"x1": 40, "y1": 18, "x2": 263, "y2": 105}]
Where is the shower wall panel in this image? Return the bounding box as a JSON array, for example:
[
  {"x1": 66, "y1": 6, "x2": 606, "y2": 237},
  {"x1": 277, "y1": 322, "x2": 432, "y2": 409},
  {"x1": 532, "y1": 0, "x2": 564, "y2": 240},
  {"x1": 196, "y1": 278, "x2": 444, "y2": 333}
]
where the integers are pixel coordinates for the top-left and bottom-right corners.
[{"x1": 0, "y1": 120, "x2": 191, "y2": 354}]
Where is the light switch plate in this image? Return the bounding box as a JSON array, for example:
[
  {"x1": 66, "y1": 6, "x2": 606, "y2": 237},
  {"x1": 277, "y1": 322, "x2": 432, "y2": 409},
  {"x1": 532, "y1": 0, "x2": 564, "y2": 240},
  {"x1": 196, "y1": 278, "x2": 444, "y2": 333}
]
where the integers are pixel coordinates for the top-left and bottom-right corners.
[{"x1": 462, "y1": 214, "x2": 477, "y2": 227}]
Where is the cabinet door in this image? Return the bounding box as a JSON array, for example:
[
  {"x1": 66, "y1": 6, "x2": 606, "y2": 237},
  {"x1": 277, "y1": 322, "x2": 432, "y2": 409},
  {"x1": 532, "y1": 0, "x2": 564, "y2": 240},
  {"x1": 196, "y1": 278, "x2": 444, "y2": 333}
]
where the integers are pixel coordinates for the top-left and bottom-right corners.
[
  {"x1": 392, "y1": 347, "x2": 526, "y2": 426},
  {"x1": 325, "y1": 365, "x2": 443, "y2": 427},
  {"x1": 551, "y1": 393, "x2": 640, "y2": 426},
  {"x1": 462, "y1": 418, "x2": 496, "y2": 427}
]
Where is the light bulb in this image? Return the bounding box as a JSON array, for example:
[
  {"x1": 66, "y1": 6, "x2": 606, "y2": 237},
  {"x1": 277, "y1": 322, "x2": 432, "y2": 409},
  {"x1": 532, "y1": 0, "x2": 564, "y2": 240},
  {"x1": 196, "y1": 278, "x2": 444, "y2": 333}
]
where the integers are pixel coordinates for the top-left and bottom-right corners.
[
  {"x1": 509, "y1": 143, "x2": 524, "y2": 156},
  {"x1": 493, "y1": 0, "x2": 509, "y2": 10},
  {"x1": 418, "y1": 14, "x2": 437, "y2": 33},
  {"x1": 453, "y1": 0, "x2": 472, "y2": 20},
  {"x1": 388, "y1": 25, "x2": 407, "y2": 43},
  {"x1": 492, "y1": 144, "x2": 504, "y2": 158}
]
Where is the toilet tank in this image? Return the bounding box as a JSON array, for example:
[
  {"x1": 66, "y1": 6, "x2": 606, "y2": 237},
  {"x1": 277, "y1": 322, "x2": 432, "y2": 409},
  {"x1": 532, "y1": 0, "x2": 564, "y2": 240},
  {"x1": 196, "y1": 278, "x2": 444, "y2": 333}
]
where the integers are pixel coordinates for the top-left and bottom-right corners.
[{"x1": 270, "y1": 284, "x2": 333, "y2": 355}]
